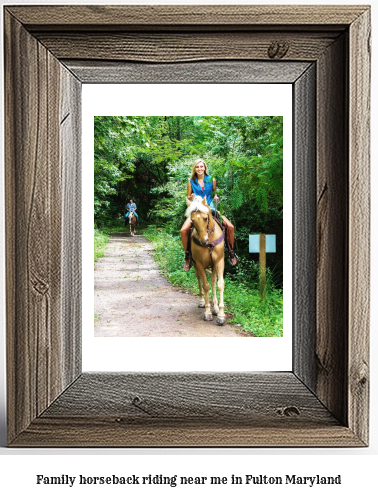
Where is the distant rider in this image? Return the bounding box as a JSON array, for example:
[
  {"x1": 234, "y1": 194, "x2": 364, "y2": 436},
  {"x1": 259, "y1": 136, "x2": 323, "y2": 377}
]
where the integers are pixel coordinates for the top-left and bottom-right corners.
[{"x1": 125, "y1": 199, "x2": 139, "y2": 225}]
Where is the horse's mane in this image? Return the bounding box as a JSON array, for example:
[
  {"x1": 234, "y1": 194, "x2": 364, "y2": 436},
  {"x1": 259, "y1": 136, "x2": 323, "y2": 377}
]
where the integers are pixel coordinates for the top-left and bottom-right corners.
[{"x1": 185, "y1": 196, "x2": 210, "y2": 218}]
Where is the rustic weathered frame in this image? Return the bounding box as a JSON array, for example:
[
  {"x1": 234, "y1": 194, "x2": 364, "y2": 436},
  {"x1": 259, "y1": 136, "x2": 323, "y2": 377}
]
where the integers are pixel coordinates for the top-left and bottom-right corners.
[{"x1": 4, "y1": 5, "x2": 370, "y2": 447}]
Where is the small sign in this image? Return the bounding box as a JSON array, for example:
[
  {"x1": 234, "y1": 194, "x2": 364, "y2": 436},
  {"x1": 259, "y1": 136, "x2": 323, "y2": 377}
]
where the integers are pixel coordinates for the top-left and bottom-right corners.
[{"x1": 249, "y1": 234, "x2": 276, "y2": 253}]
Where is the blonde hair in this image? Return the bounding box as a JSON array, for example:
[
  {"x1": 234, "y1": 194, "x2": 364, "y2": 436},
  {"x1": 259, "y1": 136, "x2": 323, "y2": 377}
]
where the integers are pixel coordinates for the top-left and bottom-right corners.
[{"x1": 190, "y1": 159, "x2": 208, "y2": 180}]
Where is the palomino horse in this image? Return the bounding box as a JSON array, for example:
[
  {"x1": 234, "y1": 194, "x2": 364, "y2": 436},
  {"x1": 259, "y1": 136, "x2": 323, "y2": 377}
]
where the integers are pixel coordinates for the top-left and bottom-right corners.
[
  {"x1": 127, "y1": 212, "x2": 137, "y2": 236},
  {"x1": 186, "y1": 196, "x2": 226, "y2": 325}
]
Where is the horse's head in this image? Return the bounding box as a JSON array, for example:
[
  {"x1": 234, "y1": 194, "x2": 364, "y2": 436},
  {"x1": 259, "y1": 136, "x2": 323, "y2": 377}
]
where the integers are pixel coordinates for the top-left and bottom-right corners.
[
  {"x1": 186, "y1": 196, "x2": 213, "y2": 244},
  {"x1": 128, "y1": 212, "x2": 134, "y2": 222}
]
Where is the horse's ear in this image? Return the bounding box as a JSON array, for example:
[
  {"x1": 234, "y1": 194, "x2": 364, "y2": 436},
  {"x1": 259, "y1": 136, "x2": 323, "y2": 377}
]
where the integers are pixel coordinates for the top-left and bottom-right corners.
[
  {"x1": 186, "y1": 199, "x2": 191, "y2": 207},
  {"x1": 202, "y1": 196, "x2": 207, "y2": 206}
]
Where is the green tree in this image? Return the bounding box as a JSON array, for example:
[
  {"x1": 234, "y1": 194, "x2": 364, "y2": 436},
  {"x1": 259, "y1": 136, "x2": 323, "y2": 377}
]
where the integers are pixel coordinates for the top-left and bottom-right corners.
[{"x1": 94, "y1": 115, "x2": 283, "y2": 284}]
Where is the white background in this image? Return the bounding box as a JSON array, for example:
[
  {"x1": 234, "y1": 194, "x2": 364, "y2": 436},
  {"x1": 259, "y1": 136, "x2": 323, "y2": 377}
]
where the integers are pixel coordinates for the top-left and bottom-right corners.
[
  {"x1": 0, "y1": 0, "x2": 377, "y2": 498},
  {"x1": 82, "y1": 83, "x2": 292, "y2": 372}
]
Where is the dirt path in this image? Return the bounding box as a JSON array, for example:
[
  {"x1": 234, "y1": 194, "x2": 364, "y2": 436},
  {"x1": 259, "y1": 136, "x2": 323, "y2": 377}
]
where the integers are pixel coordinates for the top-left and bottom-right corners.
[{"x1": 94, "y1": 231, "x2": 244, "y2": 337}]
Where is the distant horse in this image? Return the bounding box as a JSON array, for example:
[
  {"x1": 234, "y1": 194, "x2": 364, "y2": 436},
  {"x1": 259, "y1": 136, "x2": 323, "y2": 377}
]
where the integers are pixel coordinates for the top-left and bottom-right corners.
[
  {"x1": 127, "y1": 212, "x2": 137, "y2": 236},
  {"x1": 186, "y1": 196, "x2": 226, "y2": 325}
]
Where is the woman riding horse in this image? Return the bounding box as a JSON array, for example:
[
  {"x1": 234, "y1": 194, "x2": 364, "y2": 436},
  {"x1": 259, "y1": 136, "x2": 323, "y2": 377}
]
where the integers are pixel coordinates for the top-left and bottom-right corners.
[
  {"x1": 186, "y1": 195, "x2": 227, "y2": 324},
  {"x1": 180, "y1": 159, "x2": 238, "y2": 271}
]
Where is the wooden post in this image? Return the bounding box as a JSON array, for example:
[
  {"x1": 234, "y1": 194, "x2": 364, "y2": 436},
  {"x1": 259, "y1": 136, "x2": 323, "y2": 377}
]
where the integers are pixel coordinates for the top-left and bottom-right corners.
[{"x1": 259, "y1": 233, "x2": 266, "y2": 300}]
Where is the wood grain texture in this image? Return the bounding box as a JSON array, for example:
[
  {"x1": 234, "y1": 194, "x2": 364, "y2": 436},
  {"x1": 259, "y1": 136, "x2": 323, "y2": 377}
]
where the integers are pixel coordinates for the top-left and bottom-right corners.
[
  {"x1": 11, "y1": 373, "x2": 363, "y2": 447},
  {"x1": 4, "y1": 5, "x2": 370, "y2": 447},
  {"x1": 65, "y1": 60, "x2": 311, "y2": 84},
  {"x1": 316, "y1": 34, "x2": 348, "y2": 426},
  {"x1": 41, "y1": 373, "x2": 335, "y2": 422},
  {"x1": 4, "y1": 11, "x2": 80, "y2": 444},
  {"x1": 11, "y1": 419, "x2": 363, "y2": 448},
  {"x1": 348, "y1": 9, "x2": 371, "y2": 445},
  {"x1": 34, "y1": 32, "x2": 339, "y2": 63},
  {"x1": 61, "y1": 68, "x2": 82, "y2": 389},
  {"x1": 5, "y1": 12, "x2": 62, "y2": 442},
  {"x1": 7, "y1": 5, "x2": 367, "y2": 30},
  {"x1": 293, "y1": 64, "x2": 316, "y2": 390}
]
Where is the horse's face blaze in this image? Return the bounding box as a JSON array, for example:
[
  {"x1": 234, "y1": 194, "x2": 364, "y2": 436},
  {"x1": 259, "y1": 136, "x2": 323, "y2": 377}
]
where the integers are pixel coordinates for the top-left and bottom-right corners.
[{"x1": 191, "y1": 210, "x2": 210, "y2": 243}]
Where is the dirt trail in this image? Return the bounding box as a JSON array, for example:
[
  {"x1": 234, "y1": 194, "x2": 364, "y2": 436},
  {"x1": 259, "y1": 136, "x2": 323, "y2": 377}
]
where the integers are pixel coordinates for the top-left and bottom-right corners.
[{"x1": 94, "y1": 231, "x2": 244, "y2": 337}]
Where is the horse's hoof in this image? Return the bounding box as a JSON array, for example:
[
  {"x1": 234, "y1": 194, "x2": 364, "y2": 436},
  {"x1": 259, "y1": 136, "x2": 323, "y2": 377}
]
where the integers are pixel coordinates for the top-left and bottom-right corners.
[
  {"x1": 204, "y1": 313, "x2": 213, "y2": 321},
  {"x1": 216, "y1": 317, "x2": 226, "y2": 326},
  {"x1": 198, "y1": 301, "x2": 205, "y2": 308}
]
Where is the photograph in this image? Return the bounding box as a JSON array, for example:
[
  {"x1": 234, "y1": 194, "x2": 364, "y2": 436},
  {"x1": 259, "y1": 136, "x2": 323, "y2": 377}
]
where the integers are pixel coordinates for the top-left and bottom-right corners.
[{"x1": 93, "y1": 115, "x2": 284, "y2": 338}]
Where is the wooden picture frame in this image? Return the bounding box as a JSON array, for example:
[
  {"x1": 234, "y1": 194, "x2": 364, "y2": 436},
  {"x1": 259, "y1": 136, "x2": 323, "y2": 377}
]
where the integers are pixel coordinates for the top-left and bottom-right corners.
[{"x1": 4, "y1": 5, "x2": 370, "y2": 447}]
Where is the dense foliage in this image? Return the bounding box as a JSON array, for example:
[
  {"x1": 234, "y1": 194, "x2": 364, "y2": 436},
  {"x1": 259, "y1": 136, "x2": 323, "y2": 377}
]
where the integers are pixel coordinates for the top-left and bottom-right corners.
[{"x1": 94, "y1": 115, "x2": 283, "y2": 283}]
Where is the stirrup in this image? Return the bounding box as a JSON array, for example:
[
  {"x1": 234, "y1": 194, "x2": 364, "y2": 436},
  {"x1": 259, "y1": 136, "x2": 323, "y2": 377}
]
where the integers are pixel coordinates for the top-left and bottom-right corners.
[{"x1": 229, "y1": 250, "x2": 238, "y2": 266}]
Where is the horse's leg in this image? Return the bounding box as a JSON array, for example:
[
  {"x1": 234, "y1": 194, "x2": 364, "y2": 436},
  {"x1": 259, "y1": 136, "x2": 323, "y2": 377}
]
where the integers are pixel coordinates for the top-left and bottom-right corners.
[
  {"x1": 194, "y1": 266, "x2": 205, "y2": 307},
  {"x1": 211, "y1": 267, "x2": 219, "y2": 315},
  {"x1": 198, "y1": 266, "x2": 212, "y2": 321},
  {"x1": 216, "y1": 259, "x2": 226, "y2": 325}
]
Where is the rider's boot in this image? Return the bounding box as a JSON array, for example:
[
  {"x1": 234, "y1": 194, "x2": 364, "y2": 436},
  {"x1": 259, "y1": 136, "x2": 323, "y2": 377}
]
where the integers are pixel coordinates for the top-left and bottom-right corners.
[
  {"x1": 229, "y1": 249, "x2": 238, "y2": 266},
  {"x1": 224, "y1": 225, "x2": 238, "y2": 265},
  {"x1": 183, "y1": 252, "x2": 191, "y2": 271},
  {"x1": 180, "y1": 224, "x2": 191, "y2": 271}
]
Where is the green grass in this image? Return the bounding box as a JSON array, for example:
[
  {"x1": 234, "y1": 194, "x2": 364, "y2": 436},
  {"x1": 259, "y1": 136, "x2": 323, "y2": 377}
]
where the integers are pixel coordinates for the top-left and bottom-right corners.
[
  {"x1": 94, "y1": 228, "x2": 109, "y2": 262},
  {"x1": 143, "y1": 225, "x2": 283, "y2": 337},
  {"x1": 94, "y1": 223, "x2": 130, "y2": 262}
]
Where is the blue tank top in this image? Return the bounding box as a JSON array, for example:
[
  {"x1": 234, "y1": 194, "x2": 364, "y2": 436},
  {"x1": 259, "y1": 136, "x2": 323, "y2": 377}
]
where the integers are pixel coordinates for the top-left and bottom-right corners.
[{"x1": 190, "y1": 174, "x2": 215, "y2": 209}]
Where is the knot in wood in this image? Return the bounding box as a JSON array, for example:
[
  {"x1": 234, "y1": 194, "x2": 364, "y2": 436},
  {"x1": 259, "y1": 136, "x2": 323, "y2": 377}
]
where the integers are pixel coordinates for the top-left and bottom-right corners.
[
  {"x1": 353, "y1": 361, "x2": 368, "y2": 389},
  {"x1": 277, "y1": 406, "x2": 300, "y2": 417},
  {"x1": 33, "y1": 280, "x2": 49, "y2": 295},
  {"x1": 268, "y1": 41, "x2": 289, "y2": 59},
  {"x1": 132, "y1": 396, "x2": 142, "y2": 406}
]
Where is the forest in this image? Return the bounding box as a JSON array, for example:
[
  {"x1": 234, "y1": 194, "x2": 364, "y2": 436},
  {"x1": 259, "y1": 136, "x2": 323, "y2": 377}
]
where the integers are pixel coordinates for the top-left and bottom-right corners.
[{"x1": 94, "y1": 115, "x2": 284, "y2": 336}]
